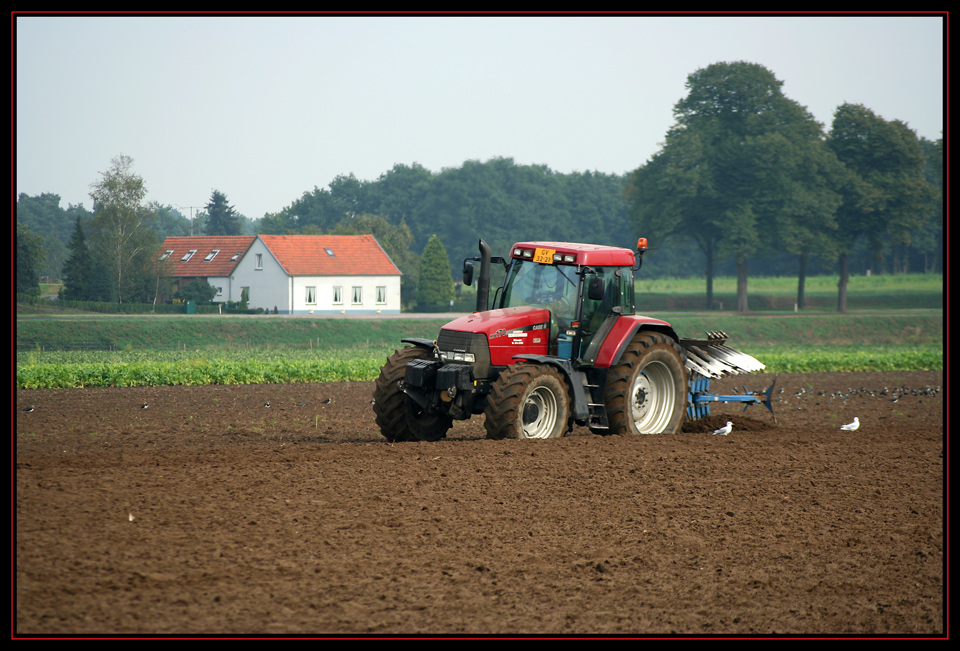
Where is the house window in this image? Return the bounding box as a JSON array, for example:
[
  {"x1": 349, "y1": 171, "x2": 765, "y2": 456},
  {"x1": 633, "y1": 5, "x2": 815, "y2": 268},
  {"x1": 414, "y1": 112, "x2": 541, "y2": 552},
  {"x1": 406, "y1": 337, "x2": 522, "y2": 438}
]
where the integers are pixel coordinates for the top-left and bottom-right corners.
[
  {"x1": 160, "y1": 250, "x2": 174, "y2": 261},
  {"x1": 333, "y1": 286, "x2": 343, "y2": 305},
  {"x1": 306, "y1": 286, "x2": 316, "y2": 304},
  {"x1": 255, "y1": 253, "x2": 263, "y2": 269},
  {"x1": 216, "y1": 286, "x2": 223, "y2": 296},
  {"x1": 181, "y1": 249, "x2": 197, "y2": 261},
  {"x1": 352, "y1": 286, "x2": 363, "y2": 305},
  {"x1": 376, "y1": 286, "x2": 387, "y2": 304},
  {"x1": 204, "y1": 250, "x2": 220, "y2": 262}
]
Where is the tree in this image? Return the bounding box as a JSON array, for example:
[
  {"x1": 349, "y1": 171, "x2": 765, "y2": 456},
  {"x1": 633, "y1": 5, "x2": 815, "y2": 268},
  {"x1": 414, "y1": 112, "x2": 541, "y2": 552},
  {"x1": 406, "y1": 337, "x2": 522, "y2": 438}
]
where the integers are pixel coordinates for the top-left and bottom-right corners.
[
  {"x1": 87, "y1": 154, "x2": 157, "y2": 304},
  {"x1": 176, "y1": 279, "x2": 218, "y2": 305},
  {"x1": 256, "y1": 210, "x2": 298, "y2": 235},
  {"x1": 203, "y1": 190, "x2": 243, "y2": 235},
  {"x1": 149, "y1": 203, "x2": 193, "y2": 239},
  {"x1": 827, "y1": 104, "x2": 938, "y2": 312},
  {"x1": 629, "y1": 61, "x2": 838, "y2": 312},
  {"x1": 17, "y1": 221, "x2": 44, "y2": 296},
  {"x1": 16, "y1": 193, "x2": 95, "y2": 281},
  {"x1": 417, "y1": 234, "x2": 455, "y2": 310},
  {"x1": 910, "y1": 137, "x2": 943, "y2": 273},
  {"x1": 627, "y1": 127, "x2": 722, "y2": 307},
  {"x1": 747, "y1": 131, "x2": 844, "y2": 309},
  {"x1": 60, "y1": 216, "x2": 94, "y2": 301}
]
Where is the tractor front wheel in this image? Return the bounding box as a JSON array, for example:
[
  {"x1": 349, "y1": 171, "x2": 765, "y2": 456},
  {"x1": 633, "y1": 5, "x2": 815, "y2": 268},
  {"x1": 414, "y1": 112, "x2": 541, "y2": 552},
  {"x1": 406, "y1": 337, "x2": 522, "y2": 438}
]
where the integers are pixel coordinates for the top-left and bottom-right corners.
[
  {"x1": 373, "y1": 346, "x2": 452, "y2": 442},
  {"x1": 484, "y1": 363, "x2": 570, "y2": 440},
  {"x1": 603, "y1": 332, "x2": 686, "y2": 435}
]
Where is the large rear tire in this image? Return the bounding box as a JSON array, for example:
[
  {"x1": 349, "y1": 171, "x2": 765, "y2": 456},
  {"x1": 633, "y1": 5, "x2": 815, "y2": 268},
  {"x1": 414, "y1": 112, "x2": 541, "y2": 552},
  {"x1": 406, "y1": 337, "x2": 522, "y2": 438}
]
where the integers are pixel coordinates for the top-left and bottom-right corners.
[
  {"x1": 484, "y1": 364, "x2": 570, "y2": 440},
  {"x1": 373, "y1": 346, "x2": 452, "y2": 442},
  {"x1": 603, "y1": 332, "x2": 686, "y2": 435}
]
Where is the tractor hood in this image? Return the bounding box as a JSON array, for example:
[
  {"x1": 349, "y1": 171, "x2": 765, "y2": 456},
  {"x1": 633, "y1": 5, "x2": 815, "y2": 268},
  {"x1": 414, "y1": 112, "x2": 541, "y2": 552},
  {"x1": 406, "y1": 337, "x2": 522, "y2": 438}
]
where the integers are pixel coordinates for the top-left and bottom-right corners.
[
  {"x1": 443, "y1": 306, "x2": 552, "y2": 366},
  {"x1": 443, "y1": 306, "x2": 550, "y2": 338}
]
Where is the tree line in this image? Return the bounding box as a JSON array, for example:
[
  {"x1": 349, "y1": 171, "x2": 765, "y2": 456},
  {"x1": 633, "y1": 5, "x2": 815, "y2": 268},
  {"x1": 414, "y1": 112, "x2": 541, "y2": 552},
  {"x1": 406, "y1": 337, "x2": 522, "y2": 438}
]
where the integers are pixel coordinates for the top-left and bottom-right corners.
[
  {"x1": 17, "y1": 61, "x2": 942, "y2": 313},
  {"x1": 627, "y1": 61, "x2": 941, "y2": 312}
]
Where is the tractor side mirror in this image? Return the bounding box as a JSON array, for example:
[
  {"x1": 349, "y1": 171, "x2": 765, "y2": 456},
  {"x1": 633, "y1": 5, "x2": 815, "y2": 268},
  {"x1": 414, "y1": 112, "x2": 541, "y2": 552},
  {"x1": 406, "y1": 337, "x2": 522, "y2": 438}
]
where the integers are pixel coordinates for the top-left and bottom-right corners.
[
  {"x1": 462, "y1": 261, "x2": 475, "y2": 286},
  {"x1": 587, "y1": 276, "x2": 605, "y2": 301}
]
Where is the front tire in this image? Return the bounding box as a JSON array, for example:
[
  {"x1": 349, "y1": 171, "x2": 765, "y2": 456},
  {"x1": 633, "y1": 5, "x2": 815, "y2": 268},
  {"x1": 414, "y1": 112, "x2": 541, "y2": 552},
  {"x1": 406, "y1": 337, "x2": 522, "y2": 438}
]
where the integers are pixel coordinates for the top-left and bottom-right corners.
[
  {"x1": 603, "y1": 332, "x2": 686, "y2": 435},
  {"x1": 484, "y1": 364, "x2": 570, "y2": 440},
  {"x1": 373, "y1": 346, "x2": 452, "y2": 442}
]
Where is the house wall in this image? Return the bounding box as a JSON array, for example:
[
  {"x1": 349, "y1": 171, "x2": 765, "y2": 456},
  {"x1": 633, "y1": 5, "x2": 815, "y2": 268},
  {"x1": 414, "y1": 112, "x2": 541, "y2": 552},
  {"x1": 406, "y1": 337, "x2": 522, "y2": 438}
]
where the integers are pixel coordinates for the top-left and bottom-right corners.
[
  {"x1": 205, "y1": 277, "x2": 231, "y2": 303},
  {"x1": 227, "y1": 239, "x2": 292, "y2": 311},
  {"x1": 289, "y1": 275, "x2": 401, "y2": 315}
]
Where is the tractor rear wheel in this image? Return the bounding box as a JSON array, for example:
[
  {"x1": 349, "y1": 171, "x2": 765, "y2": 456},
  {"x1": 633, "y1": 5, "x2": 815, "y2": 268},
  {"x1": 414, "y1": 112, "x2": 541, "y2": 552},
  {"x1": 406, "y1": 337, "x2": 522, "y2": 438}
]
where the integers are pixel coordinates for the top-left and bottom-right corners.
[
  {"x1": 603, "y1": 332, "x2": 686, "y2": 435},
  {"x1": 484, "y1": 363, "x2": 570, "y2": 440},
  {"x1": 373, "y1": 346, "x2": 452, "y2": 442}
]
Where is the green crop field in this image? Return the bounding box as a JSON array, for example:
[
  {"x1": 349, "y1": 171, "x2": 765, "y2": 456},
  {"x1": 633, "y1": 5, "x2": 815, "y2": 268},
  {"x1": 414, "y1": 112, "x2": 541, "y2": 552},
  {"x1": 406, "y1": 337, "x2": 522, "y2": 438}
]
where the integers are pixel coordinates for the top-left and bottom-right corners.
[{"x1": 16, "y1": 310, "x2": 942, "y2": 389}]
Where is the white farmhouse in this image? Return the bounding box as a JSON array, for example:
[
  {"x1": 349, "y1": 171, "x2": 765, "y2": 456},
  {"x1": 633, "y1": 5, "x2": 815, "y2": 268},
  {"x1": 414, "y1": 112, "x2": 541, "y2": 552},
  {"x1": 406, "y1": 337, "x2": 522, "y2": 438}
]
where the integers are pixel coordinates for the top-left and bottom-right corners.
[{"x1": 157, "y1": 234, "x2": 403, "y2": 314}]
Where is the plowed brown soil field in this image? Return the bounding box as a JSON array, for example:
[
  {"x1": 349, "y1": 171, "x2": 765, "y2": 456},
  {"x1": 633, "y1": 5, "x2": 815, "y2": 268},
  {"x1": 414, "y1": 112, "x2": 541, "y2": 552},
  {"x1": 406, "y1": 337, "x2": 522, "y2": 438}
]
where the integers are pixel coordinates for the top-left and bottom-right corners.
[{"x1": 15, "y1": 370, "x2": 944, "y2": 637}]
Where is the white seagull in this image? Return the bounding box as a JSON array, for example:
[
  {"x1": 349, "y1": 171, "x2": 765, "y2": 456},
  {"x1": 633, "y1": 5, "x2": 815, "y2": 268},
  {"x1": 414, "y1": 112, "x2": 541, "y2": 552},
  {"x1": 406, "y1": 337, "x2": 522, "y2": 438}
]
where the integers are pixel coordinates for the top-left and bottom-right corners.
[
  {"x1": 840, "y1": 417, "x2": 860, "y2": 431},
  {"x1": 712, "y1": 421, "x2": 733, "y2": 436}
]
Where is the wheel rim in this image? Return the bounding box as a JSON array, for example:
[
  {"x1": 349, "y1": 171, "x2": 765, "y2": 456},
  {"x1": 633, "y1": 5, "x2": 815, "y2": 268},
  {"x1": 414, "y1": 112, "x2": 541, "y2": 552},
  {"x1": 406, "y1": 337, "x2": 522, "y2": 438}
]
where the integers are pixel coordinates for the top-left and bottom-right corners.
[
  {"x1": 521, "y1": 386, "x2": 559, "y2": 439},
  {"x1": 630, "y1": 360, "x2": 677, "y2": 433}
]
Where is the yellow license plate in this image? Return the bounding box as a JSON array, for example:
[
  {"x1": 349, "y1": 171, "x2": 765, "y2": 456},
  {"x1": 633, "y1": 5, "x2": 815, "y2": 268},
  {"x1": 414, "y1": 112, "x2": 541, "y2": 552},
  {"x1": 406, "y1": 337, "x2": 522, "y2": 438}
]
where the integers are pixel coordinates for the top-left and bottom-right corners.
[{"x1": 533, "y1": 248, "x2": 556, "y2": 264}]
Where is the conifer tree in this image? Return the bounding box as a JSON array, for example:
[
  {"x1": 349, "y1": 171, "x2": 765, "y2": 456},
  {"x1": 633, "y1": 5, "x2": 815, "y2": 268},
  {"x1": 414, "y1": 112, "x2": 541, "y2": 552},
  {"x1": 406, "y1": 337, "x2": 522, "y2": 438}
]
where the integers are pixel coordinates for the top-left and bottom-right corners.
[
  {"x1": 60, "y1": 216, "x2": 93, "y2": 301},
  {"x1": 417, "y1": 234, "x2": 455, "y2": 309}
]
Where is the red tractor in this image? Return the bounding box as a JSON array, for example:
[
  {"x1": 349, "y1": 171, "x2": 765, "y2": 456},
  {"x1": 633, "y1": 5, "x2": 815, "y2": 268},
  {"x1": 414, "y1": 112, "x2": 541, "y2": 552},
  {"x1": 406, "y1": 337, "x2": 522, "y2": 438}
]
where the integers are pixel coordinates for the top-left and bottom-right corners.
[{"x1": 373, "y1": 238, "x2": 773, "y2": 441}]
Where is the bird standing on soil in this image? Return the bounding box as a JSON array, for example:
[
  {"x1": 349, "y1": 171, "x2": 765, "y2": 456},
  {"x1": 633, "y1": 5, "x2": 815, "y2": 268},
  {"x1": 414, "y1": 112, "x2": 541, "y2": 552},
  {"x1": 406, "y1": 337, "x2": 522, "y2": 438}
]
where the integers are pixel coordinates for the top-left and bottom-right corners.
[
  {"x1": 712, "y1": 421, "x2": 733, "y2": 436},
  {"x1": 840, "y1": 417, "x2": 860, "y2": 431}
]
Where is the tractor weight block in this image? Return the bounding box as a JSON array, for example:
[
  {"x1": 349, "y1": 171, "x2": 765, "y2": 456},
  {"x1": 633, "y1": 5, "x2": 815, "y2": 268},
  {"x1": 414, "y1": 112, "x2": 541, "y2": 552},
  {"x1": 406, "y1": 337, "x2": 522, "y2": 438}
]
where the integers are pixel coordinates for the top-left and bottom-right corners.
[
  {"x1": 437, "y1": 364, "x2": 475, "y2": 392},
  {"x1": 405, "y1": 359, "x2": 439, "y2": 388}
]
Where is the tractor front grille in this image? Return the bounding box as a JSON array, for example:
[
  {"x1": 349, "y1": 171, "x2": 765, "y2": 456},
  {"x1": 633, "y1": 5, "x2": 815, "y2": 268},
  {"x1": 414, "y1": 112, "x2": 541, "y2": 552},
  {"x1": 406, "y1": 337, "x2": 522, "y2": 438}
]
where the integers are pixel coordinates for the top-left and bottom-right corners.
[{"x1": 437, "y1": 330, "x2": 494, "y2": 380}]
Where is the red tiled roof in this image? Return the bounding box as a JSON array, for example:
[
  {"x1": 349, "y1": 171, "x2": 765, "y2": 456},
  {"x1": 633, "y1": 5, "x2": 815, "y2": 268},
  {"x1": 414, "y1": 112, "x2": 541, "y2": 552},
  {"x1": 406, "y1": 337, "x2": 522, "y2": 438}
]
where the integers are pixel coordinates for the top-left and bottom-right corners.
[
  {"x1": 158, "y1": 236, "x2": 256, "y2": 277},
  {"x1": 259, "y1": 234, "x2": 402, "y2": 276}
]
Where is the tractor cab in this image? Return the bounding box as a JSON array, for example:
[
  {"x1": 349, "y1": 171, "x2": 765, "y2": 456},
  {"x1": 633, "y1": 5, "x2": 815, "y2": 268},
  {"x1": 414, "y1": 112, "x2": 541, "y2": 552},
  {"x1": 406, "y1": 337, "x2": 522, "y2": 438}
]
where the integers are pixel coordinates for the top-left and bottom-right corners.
[{"x1": 464, "y1": 240, "x2": 644, "y2": 362}]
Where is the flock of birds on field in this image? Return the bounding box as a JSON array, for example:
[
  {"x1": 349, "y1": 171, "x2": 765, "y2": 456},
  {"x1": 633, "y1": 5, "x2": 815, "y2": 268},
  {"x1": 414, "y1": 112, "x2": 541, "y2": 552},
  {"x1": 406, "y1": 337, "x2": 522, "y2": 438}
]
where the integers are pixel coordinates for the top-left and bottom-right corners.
[{"x1": 781, "y1": 383, "x2": 940, "y2": 405}]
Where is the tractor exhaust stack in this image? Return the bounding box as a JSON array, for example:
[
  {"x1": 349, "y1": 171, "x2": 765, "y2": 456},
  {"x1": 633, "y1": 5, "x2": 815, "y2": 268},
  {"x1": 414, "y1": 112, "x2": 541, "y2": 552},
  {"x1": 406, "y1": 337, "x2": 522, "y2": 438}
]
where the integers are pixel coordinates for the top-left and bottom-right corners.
[{"x1": 475, "y1": 239, "x2": 492, "y2": 313}]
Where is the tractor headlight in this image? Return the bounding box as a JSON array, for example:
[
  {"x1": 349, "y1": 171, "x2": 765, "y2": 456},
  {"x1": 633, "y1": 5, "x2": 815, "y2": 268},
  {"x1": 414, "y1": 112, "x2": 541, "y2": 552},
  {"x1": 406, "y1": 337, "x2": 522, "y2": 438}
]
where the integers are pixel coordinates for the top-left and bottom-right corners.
[{"x1": 440, "y1": 351, "x2": 476, "y2": 363}]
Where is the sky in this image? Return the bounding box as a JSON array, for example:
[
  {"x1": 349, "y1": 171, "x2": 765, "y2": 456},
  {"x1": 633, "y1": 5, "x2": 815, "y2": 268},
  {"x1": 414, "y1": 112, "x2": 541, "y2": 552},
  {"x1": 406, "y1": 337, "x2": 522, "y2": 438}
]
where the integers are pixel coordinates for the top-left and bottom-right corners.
[{"x1": 15, "y1": 13, "x2": 945, "y2": 222}]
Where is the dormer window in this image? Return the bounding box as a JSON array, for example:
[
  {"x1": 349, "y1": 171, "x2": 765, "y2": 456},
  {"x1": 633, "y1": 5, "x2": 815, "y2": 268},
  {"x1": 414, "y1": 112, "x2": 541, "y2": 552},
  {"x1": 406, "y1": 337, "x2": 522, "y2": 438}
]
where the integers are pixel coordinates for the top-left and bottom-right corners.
[
  {"x1": 181, "y1": 249, "x2": 197, "y2": 261},
  {"x1": 204, "y1": 250, "x2": 220, "y2": 262}
]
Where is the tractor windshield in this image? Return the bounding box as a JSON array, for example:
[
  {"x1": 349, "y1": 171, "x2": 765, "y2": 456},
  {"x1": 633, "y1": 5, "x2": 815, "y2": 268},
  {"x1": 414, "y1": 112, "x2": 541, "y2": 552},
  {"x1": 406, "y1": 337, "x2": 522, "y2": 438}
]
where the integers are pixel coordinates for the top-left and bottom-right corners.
[{"x1": 500, "y1": 260, "x2": 579, "y2": 327}]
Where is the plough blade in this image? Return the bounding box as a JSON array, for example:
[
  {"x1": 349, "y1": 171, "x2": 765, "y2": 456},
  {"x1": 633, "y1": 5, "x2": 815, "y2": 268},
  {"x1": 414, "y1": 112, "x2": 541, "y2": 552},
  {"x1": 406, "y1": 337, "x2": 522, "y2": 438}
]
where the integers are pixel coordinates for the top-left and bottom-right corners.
[{"x1": 679, "y1": 331, "x2": 766, "y2": 379}]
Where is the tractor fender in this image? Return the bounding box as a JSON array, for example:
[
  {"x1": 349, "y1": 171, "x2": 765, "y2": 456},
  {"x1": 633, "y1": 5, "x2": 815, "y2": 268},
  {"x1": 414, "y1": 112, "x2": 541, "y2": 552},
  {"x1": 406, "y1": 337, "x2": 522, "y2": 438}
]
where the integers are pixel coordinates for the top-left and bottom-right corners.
[
  {"x1": 510, "y1": 354, "x2": 590, "y2": 422},
  {"x1": 400, "y1": 337, "x2": 436, "y2": 350},
  {"x1": 593, "y1": 316, "x2": 679, "y2": 368}
]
